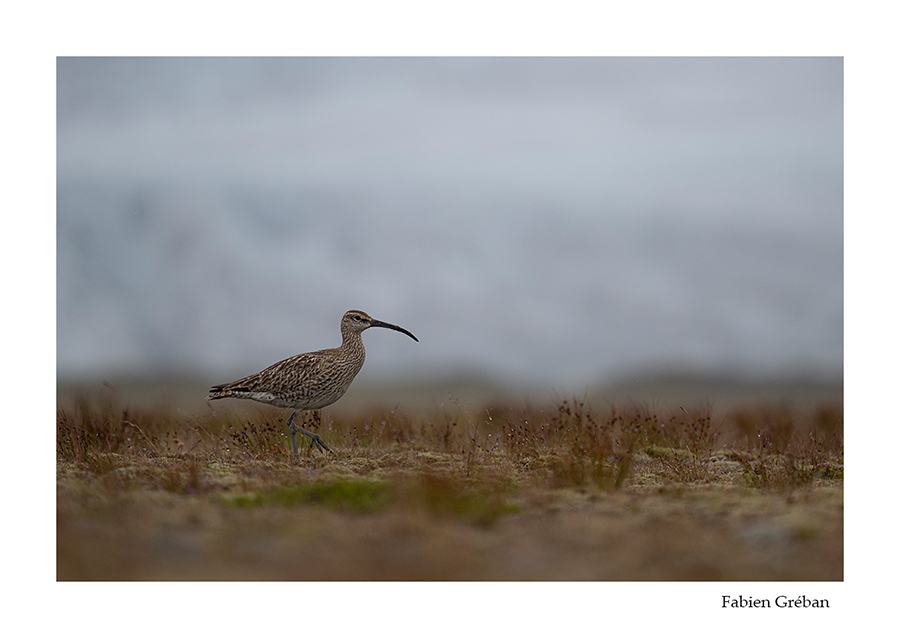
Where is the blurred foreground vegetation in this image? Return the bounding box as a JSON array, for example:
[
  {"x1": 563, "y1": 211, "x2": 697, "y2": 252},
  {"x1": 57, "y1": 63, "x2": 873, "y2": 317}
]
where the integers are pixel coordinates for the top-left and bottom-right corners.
[{"x1": 58, "y1": 392, "x2": 842, "y2": 580}]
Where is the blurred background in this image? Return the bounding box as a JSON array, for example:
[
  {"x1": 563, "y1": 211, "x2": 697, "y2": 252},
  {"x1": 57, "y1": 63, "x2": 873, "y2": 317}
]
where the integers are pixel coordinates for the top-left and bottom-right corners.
[{"x1": 56, "y1": 57, "x2": 843, "y2": 410}]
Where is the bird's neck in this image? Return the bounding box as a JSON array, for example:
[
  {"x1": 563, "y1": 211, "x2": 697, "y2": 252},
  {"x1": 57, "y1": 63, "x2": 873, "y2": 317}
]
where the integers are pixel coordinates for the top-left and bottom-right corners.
[{"x1": 341, "y1": 331, "x2": 365, "y2": 351}]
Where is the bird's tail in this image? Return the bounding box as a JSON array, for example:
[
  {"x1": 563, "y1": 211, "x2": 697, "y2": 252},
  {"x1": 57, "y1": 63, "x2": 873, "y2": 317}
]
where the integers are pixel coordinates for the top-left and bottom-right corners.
[{"x1": 207, "y1": 383, "x2": 250, "y2": 401}]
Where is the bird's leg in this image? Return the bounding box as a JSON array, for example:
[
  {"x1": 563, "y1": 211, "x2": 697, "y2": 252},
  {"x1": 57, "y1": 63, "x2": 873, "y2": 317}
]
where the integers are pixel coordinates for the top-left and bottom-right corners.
[
  {"x1": 306, "y1": 410, "x2": 333, "y2": 454},
  {"x1": 287, "y1": 410, "x2": 333, "y2": 455},
  {"x1": 286, "y1": 410, "x2": 301, "y2": 458}
]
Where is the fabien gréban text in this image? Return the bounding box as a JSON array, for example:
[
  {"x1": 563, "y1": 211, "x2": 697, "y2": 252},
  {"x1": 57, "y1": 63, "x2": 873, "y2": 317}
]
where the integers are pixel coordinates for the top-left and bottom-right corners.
[{"x1": 722, "y1": 595, "x2": 829, "y2": 609}]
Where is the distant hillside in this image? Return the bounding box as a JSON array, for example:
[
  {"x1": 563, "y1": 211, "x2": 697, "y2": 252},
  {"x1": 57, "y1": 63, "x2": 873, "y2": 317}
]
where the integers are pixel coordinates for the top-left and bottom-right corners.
[{"x1": 58, "y1": 370, "x2": 842, "y2": 418}]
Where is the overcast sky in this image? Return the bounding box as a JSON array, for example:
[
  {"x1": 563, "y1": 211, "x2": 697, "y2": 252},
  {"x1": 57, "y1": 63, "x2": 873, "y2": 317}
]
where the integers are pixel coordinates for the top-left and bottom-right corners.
[{"x1": 57, "y1": 57, "x2": 843, "y2": 388}]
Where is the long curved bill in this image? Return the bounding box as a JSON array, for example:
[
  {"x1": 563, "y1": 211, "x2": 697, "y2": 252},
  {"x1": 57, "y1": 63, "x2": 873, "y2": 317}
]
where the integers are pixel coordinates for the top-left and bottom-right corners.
[{"x1": 370, "y1": 318, "x2": 419, "y2": 342}]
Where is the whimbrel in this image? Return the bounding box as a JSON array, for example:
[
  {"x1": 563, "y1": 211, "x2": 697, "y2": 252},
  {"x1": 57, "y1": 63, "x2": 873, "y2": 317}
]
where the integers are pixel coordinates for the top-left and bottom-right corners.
[{"x1": 207, "y1": 310, "x2": 418, "y2": 456}]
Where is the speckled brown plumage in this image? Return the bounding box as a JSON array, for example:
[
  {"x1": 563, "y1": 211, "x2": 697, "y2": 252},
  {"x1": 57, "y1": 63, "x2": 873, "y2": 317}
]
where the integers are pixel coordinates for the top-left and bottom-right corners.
[{"x1": 208, "y1": 310, "x2": 417, "y2": 455}]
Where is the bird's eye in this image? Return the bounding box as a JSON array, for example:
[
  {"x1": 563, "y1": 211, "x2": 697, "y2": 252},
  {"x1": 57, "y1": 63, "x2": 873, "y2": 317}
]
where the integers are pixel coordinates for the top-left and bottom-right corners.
[{"x1": 353, "y1": 315, "x2": 362, "y2": 321}]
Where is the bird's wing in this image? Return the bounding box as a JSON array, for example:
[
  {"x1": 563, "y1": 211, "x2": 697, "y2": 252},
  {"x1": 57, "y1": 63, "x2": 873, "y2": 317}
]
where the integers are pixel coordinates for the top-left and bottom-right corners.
[{"x1": 209, "y1": 349, "x2": 334, "y2": 396}]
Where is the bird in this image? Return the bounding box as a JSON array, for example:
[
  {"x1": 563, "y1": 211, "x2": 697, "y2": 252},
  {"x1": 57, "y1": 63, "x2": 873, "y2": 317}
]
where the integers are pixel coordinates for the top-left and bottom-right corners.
[{"x1": 207, "y1": 310, "x2": 418, "y2": 456}]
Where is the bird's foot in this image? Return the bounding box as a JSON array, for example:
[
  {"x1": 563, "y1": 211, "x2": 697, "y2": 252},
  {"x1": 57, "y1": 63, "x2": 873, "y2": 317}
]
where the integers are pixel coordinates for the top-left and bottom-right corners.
[
  {"x1": 308, "y1": 433, "x2": 333, "y2": 454},
  {"x1": 291, "y1": 424, "x2": 333, "y2": 455}
]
